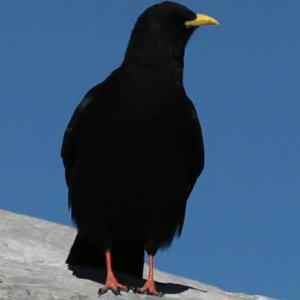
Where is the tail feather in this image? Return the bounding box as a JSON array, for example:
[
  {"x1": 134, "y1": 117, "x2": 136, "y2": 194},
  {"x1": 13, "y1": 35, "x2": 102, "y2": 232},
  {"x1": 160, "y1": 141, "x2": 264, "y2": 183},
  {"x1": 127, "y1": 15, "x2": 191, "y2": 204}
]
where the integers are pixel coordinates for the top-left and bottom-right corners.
[{"x1": 66, "y1": 233, "x2": 145, "y2": 278}]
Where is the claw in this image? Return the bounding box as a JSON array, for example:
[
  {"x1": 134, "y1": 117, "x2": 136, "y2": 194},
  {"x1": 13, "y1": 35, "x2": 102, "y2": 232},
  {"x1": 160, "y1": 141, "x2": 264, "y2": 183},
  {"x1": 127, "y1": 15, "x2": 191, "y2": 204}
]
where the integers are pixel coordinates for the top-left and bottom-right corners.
[
  {"x1": 98, "y1": 288, "x2": 119, "y2": 296},
  {"x1": 98, "y1": 286, "x2": 128, "y2": 296},
  {"x1": 112, "y1": 288, "x2": 120, "y2": 296},
  {"x1": 98, "y1": 287, "x2": 108, "y2": 296}
]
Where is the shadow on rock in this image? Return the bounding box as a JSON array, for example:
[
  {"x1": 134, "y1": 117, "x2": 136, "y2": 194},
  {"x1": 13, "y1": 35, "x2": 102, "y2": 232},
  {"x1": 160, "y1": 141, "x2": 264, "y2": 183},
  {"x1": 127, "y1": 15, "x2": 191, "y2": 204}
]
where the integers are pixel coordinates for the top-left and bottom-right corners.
[{"x1": 68, "y1": 264, "x2": 207, "y2": 295}]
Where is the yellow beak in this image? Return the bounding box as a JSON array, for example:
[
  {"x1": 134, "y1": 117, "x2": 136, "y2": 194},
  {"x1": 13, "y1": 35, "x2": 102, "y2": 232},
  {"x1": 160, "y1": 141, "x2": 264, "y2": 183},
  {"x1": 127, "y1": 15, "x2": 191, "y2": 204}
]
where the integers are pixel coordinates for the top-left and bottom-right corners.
[{"x1": 185, "y1": 14, "x2": 219, "y2": 28}]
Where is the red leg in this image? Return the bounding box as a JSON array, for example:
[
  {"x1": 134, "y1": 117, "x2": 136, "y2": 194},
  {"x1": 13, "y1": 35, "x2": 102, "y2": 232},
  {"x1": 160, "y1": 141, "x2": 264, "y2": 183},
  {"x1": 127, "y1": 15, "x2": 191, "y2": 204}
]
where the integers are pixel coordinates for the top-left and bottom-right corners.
[
  {"x1": 98, "y1": 250, "x2": 127, "y2": 296},
  {"x1": 136, "y1": 255, "x2": 162, "y2": 296}
]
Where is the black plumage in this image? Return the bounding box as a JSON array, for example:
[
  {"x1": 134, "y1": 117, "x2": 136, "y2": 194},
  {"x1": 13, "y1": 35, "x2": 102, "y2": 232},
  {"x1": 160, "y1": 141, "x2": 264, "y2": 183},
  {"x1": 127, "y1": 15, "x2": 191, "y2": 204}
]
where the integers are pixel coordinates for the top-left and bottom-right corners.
[{"x1": 61, "y1": 1, "x2": 218, "y2": 295}]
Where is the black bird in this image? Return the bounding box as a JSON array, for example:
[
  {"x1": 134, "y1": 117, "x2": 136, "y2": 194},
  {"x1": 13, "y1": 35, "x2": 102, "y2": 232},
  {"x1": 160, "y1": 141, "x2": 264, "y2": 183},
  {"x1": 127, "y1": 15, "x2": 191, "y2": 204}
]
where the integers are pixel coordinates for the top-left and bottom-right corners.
[{"x1": 61, "y1": 1, "x2": 218, "y2": 296}]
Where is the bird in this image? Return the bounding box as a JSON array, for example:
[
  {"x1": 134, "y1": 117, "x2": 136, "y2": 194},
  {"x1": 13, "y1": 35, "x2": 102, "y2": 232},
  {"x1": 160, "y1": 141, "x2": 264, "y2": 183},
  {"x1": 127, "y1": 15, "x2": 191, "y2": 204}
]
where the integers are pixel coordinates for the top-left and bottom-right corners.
[{"x1": 61, "y1": 1, "x2": 218, "y2": 296}]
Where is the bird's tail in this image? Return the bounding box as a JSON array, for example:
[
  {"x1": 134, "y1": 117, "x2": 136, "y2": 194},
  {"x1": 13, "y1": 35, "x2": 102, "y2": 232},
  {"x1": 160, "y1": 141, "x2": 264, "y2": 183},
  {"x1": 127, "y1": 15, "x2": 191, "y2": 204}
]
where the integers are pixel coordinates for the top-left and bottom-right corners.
[{"x1": 66, "y1": 233, "x2": 145, "y2": 278}]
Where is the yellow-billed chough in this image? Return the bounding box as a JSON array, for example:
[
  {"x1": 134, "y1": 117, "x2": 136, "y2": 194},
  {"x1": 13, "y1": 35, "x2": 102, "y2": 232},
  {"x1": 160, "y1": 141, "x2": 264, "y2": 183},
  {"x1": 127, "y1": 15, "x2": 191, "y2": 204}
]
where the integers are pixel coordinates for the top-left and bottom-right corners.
[{"x1": 61, "y1": 1, "x2": 218, "y2": 296}]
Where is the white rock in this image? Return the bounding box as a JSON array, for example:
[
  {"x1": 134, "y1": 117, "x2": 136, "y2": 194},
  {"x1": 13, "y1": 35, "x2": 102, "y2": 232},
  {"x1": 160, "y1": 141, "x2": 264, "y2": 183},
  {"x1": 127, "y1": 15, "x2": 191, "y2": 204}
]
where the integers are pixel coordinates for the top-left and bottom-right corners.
[{"x1": 0, "y1": 209, "x2": 275, "y2": 300}]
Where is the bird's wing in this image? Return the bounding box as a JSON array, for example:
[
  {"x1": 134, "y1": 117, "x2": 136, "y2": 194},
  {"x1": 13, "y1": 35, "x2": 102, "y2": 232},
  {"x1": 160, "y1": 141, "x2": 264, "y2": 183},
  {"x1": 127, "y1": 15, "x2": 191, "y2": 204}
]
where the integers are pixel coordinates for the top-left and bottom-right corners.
[
  {"x1": 177, "y1": 98, "x2": 205, "y2": 235},
  {"x1": 187, "y1": 97, "x2": 205, "y2": 192},
  {"x1": 61, "y1": 95, "x2": 94, "y2": 188}
]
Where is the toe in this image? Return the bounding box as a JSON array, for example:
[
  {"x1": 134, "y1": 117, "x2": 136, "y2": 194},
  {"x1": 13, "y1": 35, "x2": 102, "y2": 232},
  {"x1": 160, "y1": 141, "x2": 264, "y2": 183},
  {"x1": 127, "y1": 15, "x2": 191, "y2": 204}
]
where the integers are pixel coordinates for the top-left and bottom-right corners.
[
  {"x1": 135, "y1": 279, "x2": 162, "y2": 296},
  {"x1": 136, "y1": 287, "x2": 146, "y2": 294},
  {"x1": 116, "y1": 282, "x2": 127, "y2": 290},
  {"x1": 120, "y1": 286, "x2": 129, "y2": 292},
  {"x1": 151, "y1": 289, "x2": 163, "y2": 297}
]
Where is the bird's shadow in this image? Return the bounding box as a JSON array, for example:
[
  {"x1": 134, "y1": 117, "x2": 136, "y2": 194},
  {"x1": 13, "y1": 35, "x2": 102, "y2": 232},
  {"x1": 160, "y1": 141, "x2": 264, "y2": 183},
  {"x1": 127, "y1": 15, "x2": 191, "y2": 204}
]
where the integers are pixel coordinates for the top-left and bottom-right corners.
[{"x1": 68, "y1": 264, "x2": 207, "y2": 295}]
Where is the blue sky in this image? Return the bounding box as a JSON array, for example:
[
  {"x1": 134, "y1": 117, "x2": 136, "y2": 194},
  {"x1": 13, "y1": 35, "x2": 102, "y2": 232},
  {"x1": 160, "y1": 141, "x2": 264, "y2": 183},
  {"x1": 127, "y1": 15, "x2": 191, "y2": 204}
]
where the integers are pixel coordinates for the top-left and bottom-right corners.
[{"x1": 0, "y1": 1, "x2": 299, "y2": 299}]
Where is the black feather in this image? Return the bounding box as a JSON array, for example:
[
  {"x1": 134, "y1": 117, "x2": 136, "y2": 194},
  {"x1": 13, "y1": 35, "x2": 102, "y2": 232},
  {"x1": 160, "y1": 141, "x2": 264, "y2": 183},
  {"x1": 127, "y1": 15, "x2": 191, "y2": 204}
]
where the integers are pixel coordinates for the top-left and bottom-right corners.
[{"x1": 61, "y1": 1, "x2": 204, "y2": 277}]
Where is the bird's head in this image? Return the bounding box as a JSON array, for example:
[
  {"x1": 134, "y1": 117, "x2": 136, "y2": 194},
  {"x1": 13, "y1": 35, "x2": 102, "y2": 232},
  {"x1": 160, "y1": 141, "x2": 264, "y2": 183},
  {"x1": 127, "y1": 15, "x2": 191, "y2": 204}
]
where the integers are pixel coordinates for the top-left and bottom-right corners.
[{"x1": 124, "y1": 1, "x2": 219, "y2": 66}]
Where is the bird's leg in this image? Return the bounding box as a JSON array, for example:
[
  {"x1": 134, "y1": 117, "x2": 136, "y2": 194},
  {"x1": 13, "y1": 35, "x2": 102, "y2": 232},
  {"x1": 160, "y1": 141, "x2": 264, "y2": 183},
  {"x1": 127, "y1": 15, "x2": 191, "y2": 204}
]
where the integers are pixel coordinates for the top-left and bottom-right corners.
[
  {"x1": 98, "y1": 249, "x2": 128, "y2": 296},
  {"x1": 136, "y1": 255, "x2": 162, "y2": 296}
]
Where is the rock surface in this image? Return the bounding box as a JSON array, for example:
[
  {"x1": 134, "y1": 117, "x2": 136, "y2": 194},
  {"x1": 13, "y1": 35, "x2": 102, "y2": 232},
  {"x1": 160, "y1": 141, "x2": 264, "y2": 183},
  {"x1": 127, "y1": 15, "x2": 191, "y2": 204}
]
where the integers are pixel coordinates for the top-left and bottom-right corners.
[{"x1": 0, "y1": 209, "x2": 274, "y2": 300}]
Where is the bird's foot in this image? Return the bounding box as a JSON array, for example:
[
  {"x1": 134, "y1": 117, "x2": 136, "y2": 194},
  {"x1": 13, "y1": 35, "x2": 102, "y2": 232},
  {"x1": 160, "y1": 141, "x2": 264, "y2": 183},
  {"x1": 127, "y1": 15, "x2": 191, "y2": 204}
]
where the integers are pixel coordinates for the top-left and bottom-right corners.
[
  {"x1": 98, "y1": 274, "x2": 128, "y2": 296},
  {"x1": 135, "y1": 279, "x2": 162, "y2": 297}
]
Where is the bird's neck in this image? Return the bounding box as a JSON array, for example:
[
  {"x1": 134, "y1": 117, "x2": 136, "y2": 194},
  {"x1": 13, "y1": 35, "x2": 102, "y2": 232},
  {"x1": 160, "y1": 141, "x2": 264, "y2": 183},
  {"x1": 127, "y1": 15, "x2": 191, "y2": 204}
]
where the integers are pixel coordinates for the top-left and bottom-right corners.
[{"x1": 123, "y1": 48, "x2": 185, "y2": 84}]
